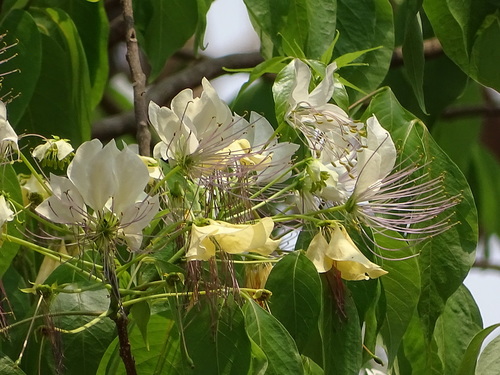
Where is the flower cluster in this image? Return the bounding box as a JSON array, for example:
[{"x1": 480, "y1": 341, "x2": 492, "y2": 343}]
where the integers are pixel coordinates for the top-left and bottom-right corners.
[
  {"x1": 283, "y1": 59, "x2": 459, "y2": 276},
  {"x1": 0, "y1": 58, "x2": 459, "y2": 290}
]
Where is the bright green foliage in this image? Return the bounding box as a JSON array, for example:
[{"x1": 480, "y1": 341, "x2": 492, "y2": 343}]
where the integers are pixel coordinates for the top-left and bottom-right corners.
[{"x1": 0, "y1": 1, "x2": 498, "y2": 375}]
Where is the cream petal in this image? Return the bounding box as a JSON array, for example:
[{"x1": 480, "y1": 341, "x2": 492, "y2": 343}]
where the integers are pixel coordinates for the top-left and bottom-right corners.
[
  {"x1": 326, "y1": 226, "x2": 387, "y2": 281},
  {"x1": 354, "y1": 116, "x2": 396, "y2": 196},
  {"x1": 308, "y1": 62, "x2": 337, "y2": 107},
  {"x1": 186, "y1": 223, "x2": 218, "y2": 260},
  {"x1": 0, "y1": 195, "x2": 14, "y2": 227},
  {"x1": 36, "y1": 174, "x2": 86, "y2": 224},
  {"x1": 112, "y1": 148, "x2": 150, "y2": 214},
  {"x1": 290, "y1": 59, "x2": 313, "y2": 106},
  {"x1": 305, "y1": 232, "x2": 334, "y2": 273}
]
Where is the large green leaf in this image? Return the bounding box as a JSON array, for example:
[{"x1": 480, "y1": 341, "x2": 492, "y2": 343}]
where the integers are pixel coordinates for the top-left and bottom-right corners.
[
  {"x1": 50, "y1": 285, "x2": 115, "y2": 375},
  {"x1": 364, "y1": 89, "x2": 477, "y2": 341},
  {"x1": 334, "y1": 0, "x2": 394, "y2": 95},
  {"x1": 320, "y1": 276, "x2": 362, "y2": 375},
  {"x1": 243, "y1": 299, "x2": 304, "y2": 375},
  {"x1": 456, "y1": 323, "x2": 500, "y2": 375},
  {"x1": 377, "y1": 233, "x2": 421, "y2": 366},
  {"x1": 134, "y1": 0, "x2": 199, "y2": 81},
  {"x1": 0, "y1": 9, "x2": 42, "y2": 126},
  {"x1": 423, "y1": 0, "x2": 500, "y2": 90},
  {"x1": 0, "y1": 164, "x2": 24, "y2": 279},
  {"x1": 475, "y1": 332, "x2": 500, "y2": 375},
  {"x1": 97, "y1": 314, "x2": 185, "y2": 375},
  {"x1": 36, "y1": 0, "x2": 109, "y2": 109},
  {"x1": 243, "y1": 0, "x2": 337, "y2": 60},
  {"x1": 399, "y1": 313, "x2": 443, "y2": 375},
  {"x1": 433, "y1": 285, "x2": 483, "y2": 375},
  {"x1": 182, "y1": 298, "x2": 252, "y2": 375},
  {"x1": 21, "y1": 7, "x2": 91, "y2": 143},
  {"x1": 469, "y1": 145, "x2": 500, "y2": 237},
  {"x1": 0, "y1": 353, "x2": 27, "y2": 375},
  {"x1": 265, "y1": 251, "x2": 322, "y2": 352}
]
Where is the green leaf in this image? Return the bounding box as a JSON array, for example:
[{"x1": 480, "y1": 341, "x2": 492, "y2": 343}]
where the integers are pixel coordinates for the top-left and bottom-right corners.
[
  {"x1": 399, "y1": 313, "x2": 444, "y2": 375},
  {"x1": 475, "y1": 332, "x2": 500, "y2": 375},
  {"x1": 243, "y1": 299, "x2": 304, "y2": 375},
  {"x1": 0, "y1": 164, "x2": 24, "y2": 279},
  {"x1": 433, "y1": 285, "x2": 483, "y2": 375},
  {"x1": 0, "y1": 353, "x2": 27, "y2": 375},
  {"x1": 50, "y1": 285, "x2": 115, "y2": 375},
  {"x1": 377, "y1": 233, "x2": 421, "y2": 366},
  {"x1": 23, "y1": 7, "x2": 91, "y2": 143},
  {"x1": 194, "y1": 0, "x2": 215, "y2": 51},
  {"x1": 469, "y1": 145, "x2": 500, "y2": 236},
  {"x1": 134, "y1": 0, "x2": 198, "y2": 81},
  {"x1": 320, "y1": 276, "x2": 362, "y2": 375},
  {"x1": 423, "y1": 0, "x2": 500, "y2": 90},
  {"x1": 249, "y1": 336, "x2": 269, "y2": 375},
  {"x1": 402, "y1": 13, "x2": 427, "y2": 113},
  {"x1": 334, "y1": 46, "x2": 381, "y2": 69},
  {"x1": 97, "y1": 314, "x2": 185, "y2": 375},
  {"x1": 36, "y1": 0, "x2": 110, "y2": 109},
  {"x1": 182, "y1": 298, "x2": 252, "y2": 375},
  {"x1": 243, "y1": 0, "x2": 337, "y2": 60},
  {"x1": 0, "y1": 9, "x2": 41, "y2": 126},
  {"x1": 265, "y1": 251, "x2": 322, "y2": 352},
  {"x1": 237, "y1": 56, "x2": 290, "y2": 95},
  {"x1": 364, "y1": 88, "x2": 477, "y2": 341},
  {"x1": 302, "y1": 356, "x2": 324, "y2": 375},
  {"x1": 130, "y1": 301, "x2": 151, "y2": 350},
  {"x1": 334, "y1": 0, "x2": 394, "y2": 95},
  {"x1": 456, "y1": 323, "x2": 500, "y2": 375}
]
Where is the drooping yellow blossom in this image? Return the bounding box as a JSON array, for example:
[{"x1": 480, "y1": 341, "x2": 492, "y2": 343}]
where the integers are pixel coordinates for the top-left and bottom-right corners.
[
  {"x1": 306, "y1": 224, "x2": 387, "y2": 280},
  {"x1": 186, "y1": 217, "x2": 280, "y2": 261}
]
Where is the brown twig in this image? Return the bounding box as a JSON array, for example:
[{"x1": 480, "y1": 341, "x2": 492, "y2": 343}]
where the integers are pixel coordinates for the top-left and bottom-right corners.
[
  {"x1": 92, "y1": 52, "x2": 263, "y2": 141},
  {"x1": 391, "y1": 37, "x2": 444, "y2": 68},
  {"x1": 473, "y1": 259, "x2": 500, "y2": 272},
  {"x1": 120, "y1": 0, "x2": 150, "y2": 156}
]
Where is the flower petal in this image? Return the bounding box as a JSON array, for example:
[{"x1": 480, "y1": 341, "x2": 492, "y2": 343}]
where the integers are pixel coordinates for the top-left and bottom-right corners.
[{"x1": 326, "y1": 226, "x2": 388, "y2": 280}]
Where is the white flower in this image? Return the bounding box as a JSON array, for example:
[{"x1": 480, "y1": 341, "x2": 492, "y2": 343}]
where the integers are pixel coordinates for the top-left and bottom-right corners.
[
  {"x1": 342, "y1": 115, "x2": 458, "y2": 241},
  {"x1": 149, "y1": 78, "x2": 238, "y2": 173},
  {"x1": 186, "y1": 217, "x2": 280, "y2": 261},
  {"x1": 36, "y1": 139, "x2": 160, "y2": 251},
  {"x1": 0, "y1": 101, "x2": 19, "y2": 162},
  {"x1": 234, "y1": 112, "x2": 299, "y2": 183},
  {"x1": 32, "y1": 136, "x2": 74, "y2": 168},
  {"x1": 287, "y1": 59, "x2": 350, "y2": 131},
  {"x1": 0, "y1": 195, "x2": 14, "y2": 228},
  {"x1": 305, "y1": 224, "x2": 388, "y2": 280}
]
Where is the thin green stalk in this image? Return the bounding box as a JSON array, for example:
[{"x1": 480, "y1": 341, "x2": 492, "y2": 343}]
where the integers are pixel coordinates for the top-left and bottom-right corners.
[
  {"x1": 1, "y1": 234, "x2": 103, "y2": 283},
  {"x1": 150, "y1": 164, "x2": 182, "y2": 194},
  {"x1": 249, "y1": 158, "x2": 308, "y2": 200},
  {"x1": 19, "y1": 151, "x2": 52, "y2": 196},
  {"x1": 121, "y1": 287, "x2": 270, "y2": 307}
]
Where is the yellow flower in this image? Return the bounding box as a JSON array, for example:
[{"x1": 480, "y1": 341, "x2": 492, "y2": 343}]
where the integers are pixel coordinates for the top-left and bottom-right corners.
[
  {"x1": 186, "y1": 217, "x2": 280, "y2": 261},
  {"x1": 306, "y1": 224, "x2": 387, "y2": 280}
]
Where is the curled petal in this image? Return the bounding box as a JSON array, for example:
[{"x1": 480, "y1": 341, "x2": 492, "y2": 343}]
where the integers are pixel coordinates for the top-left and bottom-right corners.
[{"x1": 326, "y1": 226, "x2": 388, "y2": 281}]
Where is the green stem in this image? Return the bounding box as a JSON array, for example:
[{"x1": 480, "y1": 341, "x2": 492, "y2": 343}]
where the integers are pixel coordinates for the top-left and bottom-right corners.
[
  {"x1": 348, "y1": 87, "x2": 387, "y2": 113},
  {"x1": 150, "y1": 164, "x2": 182, "y2": 194},
  {"x1": 19, "y1": 151, "x2": 52, "y2": 196},
  {"x1": 1, "y1": 234, "x2": 103, "y2": 283},
  {"x1": 122, "y1": 287, "x2": 270, "y2": 307},
  {"x1": 0, "y1": 310, "x2": 104, "y2": 334}
]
